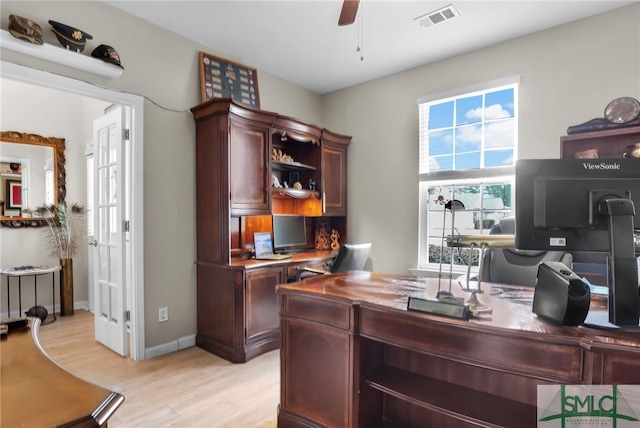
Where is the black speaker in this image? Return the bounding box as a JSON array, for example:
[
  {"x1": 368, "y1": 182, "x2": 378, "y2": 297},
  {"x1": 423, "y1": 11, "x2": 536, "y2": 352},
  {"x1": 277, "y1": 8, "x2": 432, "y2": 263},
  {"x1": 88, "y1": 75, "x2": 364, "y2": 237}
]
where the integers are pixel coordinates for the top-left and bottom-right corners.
[{"x1": 533, "y1": 262, "x2": 591, "y2": 326}]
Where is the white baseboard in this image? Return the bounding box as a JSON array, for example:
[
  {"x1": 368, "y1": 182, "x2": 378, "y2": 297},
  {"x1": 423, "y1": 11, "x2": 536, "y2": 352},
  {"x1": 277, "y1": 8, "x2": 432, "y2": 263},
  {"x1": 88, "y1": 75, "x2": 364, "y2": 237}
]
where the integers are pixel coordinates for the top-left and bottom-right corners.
[
  {"x1": 145, "y1": 334, "x2": 196, "y2": 359},
  {"x1": 1, "y1": 300, "x2": 89, "y2": 319}
]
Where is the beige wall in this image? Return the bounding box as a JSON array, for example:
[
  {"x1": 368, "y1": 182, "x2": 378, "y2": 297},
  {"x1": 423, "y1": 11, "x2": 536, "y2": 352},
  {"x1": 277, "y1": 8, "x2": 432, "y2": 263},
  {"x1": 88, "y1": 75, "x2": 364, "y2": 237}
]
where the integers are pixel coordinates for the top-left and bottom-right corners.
[
  {"x1": 0, "y1": 1, "x2": 322, "y2": 353},
  {"x1": 1, "y1": 2, "x2": 638, "y2": 355},
  {"x1": 321, "y1": 3, "x2": 640, "y2": 275}
]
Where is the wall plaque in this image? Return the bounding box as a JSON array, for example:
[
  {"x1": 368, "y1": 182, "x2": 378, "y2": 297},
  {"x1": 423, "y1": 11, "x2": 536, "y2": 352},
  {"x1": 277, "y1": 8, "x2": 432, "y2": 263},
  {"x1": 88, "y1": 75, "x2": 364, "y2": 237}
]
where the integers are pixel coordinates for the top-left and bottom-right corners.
[{"x1": 198, "y1": 51, "x2": 260, "y2": 108}]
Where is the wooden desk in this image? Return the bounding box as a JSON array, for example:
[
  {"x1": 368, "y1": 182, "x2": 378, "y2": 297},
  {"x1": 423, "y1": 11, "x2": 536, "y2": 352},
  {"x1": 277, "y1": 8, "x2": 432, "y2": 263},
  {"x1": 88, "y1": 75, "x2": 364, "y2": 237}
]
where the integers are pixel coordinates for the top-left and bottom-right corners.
[
  {"x1": 277, "y1": 272, "x2": 640, "y2": 428},
  {"x1": 1, "y1": 319, "x2": 124, "y2": 427},
  {"x1": 197, "y1": 250, "x2": 335, "y2": 363}
]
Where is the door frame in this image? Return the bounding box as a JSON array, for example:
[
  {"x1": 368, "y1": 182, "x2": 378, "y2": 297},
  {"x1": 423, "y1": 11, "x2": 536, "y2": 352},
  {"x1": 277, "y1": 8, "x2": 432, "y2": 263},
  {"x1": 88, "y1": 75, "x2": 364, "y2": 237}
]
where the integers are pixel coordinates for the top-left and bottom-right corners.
[{"x1": 1, "y1": 61, "x2": 146, "y2": 361}]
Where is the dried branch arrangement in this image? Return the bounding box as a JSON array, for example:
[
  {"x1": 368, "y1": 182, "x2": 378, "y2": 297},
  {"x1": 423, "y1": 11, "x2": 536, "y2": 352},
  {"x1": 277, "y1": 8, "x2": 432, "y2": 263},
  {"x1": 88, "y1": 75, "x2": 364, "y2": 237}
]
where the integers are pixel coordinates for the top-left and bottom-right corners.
[{"x1": 27, "y1": 203, "x2": 87, "y2": 259}]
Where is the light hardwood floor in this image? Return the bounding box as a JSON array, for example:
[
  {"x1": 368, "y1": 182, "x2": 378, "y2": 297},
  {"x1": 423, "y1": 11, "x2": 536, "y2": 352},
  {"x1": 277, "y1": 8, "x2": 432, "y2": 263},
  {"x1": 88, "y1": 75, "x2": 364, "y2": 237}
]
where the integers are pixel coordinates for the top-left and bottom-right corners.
[{"x1": 37, "y1": 310, "x2": 279, "y2": 427}]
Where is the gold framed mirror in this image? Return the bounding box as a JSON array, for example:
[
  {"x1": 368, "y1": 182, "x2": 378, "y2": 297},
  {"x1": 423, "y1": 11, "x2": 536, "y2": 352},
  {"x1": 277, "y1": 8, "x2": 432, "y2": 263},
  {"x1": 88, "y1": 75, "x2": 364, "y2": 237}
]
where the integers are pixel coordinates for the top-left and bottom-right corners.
[{"x1": 0, "y1": 131, "x2": 66, "y2": 227}]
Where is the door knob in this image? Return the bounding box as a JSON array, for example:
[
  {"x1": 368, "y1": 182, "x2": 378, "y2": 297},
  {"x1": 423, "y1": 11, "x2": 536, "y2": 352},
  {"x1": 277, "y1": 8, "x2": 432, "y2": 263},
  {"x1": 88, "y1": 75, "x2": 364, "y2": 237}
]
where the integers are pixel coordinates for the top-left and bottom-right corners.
[{"x1": 89, "y1": 239, "x2": 98, "y2": 247}]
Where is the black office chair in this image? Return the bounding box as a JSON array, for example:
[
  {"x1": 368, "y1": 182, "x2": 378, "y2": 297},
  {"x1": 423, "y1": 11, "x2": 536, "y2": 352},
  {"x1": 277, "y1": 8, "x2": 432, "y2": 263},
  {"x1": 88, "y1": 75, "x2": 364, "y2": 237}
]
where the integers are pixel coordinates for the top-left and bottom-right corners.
[
  {"x1": 480, "y1": 217, "x2": 572, "y2": 286},
  {"x1": 295, "y1": 242, "x2": 372, "y2": 281}
]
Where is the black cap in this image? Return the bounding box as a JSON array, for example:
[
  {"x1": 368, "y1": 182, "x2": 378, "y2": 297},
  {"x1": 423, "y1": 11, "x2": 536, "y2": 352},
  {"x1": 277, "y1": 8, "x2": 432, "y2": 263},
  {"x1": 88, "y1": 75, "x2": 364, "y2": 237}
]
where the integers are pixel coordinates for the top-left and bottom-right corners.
[
  {"x1": 48, "y1": 20, "x2": 92, "y2": 52},
  {"x1": 91, "y1": 44, "x2": 124, "y2": 69}
]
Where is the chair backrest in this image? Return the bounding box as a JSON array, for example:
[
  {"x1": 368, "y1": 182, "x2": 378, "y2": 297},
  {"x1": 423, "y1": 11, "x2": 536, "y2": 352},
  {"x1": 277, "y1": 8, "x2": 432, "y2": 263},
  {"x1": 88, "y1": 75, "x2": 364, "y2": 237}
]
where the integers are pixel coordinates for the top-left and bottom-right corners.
[
  {"x1": 482, "y1": 249, "x2": 573, "y2": 286},
  {"x1": 481, "y1": 217, "x2": 572, "y2": 286},
  {"x1": 330, "y1": 243, "x2": 372, "y2": 273}
]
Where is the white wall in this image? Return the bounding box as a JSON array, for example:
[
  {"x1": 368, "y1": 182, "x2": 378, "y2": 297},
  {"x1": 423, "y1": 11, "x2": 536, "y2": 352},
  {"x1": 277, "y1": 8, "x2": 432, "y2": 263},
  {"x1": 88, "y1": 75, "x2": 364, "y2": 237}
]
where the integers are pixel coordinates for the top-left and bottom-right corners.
[{"x1": 321, "y1": 4, "x2": 640, "y2": 275}]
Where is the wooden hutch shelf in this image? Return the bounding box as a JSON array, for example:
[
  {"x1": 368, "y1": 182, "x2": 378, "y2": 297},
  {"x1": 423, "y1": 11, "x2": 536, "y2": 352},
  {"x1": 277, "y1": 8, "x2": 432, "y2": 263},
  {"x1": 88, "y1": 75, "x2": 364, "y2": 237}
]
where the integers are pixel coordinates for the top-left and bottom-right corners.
[
  {"x1": 190, "y1": 98, "x2": 351, "y2": 362},
  {"x1": 561, "y1": 125, "x2": 640, "y2": 158},
  {"x1": 271, "y1": 188, "x2": 319, "y2": 199},
  {"x1": 560, "y1": 125, "x2": 640, "y2": 286},
  {"x1": 272, "y1": 160, "x2": 317, "y2": 171}
]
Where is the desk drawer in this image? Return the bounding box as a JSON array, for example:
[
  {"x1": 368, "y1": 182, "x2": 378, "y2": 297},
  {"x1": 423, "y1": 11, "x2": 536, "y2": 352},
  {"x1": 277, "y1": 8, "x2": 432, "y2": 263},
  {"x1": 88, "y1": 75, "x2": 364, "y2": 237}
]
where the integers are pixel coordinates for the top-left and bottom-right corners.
[{"x1": 282, "y1": 293, "x2": 353, "y2": 331}]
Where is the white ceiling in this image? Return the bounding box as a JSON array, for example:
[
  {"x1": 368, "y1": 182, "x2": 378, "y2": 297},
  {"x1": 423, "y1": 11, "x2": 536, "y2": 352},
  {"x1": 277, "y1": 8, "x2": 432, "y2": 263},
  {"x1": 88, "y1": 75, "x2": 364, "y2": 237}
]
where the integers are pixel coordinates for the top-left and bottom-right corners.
[{"x1": 104, "y1": 0, "x2": 636, "y2": 94}]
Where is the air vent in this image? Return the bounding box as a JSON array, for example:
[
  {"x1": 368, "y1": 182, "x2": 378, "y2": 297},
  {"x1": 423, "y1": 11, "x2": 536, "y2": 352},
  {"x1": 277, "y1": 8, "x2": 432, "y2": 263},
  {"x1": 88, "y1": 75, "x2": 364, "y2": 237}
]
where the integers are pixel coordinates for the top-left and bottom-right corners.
[{"x1": 414, "y1": 4, "x2": 460, "y2": 28}]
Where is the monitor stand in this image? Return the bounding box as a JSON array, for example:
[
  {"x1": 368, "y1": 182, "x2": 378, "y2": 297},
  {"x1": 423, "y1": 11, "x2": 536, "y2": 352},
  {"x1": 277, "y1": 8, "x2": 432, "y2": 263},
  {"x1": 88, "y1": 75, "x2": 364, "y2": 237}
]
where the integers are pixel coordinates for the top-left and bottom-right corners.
[
  {"x1": 583, "y1": 310, "x2": 640, "y2": 330},
  {"x1": 582, "y1": 198, "x2": 640, "y2": 330}
]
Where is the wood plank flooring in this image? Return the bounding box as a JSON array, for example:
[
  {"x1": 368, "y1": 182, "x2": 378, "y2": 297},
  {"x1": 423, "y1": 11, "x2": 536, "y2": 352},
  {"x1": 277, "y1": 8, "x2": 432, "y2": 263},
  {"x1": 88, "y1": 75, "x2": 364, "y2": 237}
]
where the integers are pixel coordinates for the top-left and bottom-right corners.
[{"x1": 37, "y1": 310, "x2": 279, "y2": 427}]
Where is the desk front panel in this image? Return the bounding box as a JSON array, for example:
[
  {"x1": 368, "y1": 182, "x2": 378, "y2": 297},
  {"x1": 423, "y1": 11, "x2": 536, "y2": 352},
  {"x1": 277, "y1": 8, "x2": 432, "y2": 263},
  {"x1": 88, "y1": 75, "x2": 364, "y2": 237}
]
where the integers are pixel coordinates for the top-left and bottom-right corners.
[
  {"x1": 360, "y1": 304, "x2": 586, "y2": 384},
  {"x1": 278, "y1": 272, "x2": 640, "y2": 428}
]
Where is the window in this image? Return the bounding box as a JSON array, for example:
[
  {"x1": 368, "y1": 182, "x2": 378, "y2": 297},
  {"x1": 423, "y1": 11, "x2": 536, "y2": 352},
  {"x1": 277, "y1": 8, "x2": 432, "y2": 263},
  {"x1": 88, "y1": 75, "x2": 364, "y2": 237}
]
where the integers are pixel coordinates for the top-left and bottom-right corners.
[
  {"x1": 417, "y1": 76, "x2": 519, "y2": 271},
  {"x1": 44, "y1": 158, "x2": 54, "y2": 206}
]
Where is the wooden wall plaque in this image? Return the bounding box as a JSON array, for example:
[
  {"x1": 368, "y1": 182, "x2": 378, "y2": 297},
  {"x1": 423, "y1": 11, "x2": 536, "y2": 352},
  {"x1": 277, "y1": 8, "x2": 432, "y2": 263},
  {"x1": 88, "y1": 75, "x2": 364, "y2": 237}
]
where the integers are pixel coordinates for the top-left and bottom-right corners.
[{"x1": 198, "y1": 51, "x2": 260, "y2": 108}]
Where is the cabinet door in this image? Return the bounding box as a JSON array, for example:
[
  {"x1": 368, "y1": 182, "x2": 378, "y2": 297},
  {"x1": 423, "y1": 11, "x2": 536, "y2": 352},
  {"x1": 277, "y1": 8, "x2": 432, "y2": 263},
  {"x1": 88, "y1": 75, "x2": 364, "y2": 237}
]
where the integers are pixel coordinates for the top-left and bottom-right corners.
[
  {"x1": 322, "y1": 142, "x2": 347, "y2": 216},
  {"x1": 245, "y1": 266, "x2": 285, "y2": 345},
  {"x1": 229, "y1": 118, "x2": 270, "y2": 215}
]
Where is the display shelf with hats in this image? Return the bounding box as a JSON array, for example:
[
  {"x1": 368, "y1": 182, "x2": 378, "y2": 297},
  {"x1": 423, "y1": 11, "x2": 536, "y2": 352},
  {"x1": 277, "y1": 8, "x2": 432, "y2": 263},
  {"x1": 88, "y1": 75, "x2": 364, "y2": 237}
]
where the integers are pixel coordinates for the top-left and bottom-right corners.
[{"x1": 1, "y1": 19, "x2": 123, "y2": 79}]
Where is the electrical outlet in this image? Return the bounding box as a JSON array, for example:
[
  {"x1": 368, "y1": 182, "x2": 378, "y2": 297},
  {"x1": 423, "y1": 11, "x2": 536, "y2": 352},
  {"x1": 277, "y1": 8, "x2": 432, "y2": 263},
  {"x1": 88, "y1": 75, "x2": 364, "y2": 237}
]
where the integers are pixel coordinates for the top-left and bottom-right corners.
[{"x1": 159, "y1": 307, "x2": 168, "y2": 322}]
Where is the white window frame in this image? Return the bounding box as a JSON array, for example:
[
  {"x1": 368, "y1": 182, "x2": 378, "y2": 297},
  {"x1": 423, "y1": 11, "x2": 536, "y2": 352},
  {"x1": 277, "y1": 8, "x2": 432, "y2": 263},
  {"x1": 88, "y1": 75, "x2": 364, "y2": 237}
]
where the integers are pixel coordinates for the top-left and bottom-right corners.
[
  {"x1": 417, "y1": 76, "x2": 520, "y2": 273},
  {"x1": 44, "y1": 158, "x2": 54, "y2": 206}
]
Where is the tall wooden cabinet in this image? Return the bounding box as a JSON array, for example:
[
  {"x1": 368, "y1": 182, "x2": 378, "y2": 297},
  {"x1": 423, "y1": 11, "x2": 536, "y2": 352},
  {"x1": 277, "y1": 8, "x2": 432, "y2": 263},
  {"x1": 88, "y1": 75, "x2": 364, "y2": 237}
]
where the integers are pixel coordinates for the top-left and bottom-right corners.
[{"x1": 191, "y1": 98, "x2": 351, "y2": 362}]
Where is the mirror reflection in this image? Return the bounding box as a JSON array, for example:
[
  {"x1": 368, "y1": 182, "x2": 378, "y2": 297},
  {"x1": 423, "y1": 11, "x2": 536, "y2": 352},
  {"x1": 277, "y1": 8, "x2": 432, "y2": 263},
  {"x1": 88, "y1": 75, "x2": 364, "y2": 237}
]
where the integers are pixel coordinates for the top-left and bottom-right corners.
[{"x1": 0, "y1": 131, "x2": 66, "y2": 226}]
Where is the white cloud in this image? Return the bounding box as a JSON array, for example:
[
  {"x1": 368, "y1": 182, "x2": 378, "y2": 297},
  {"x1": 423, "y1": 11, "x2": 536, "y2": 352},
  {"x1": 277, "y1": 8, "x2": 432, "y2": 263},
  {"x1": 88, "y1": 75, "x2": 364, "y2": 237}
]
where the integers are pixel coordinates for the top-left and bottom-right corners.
[
  {"x1": 485, "y1": 120, "x2": 514, "y2": 148},
  {"x1": 455, "y1": 124, "x2": 482, "y2": 151},
  {"x1": 465, "y1": 103, "x2": 511, "y2": 121},
  {"x1": 429, "y1": 156, "x2": 442, "y2": 171}
]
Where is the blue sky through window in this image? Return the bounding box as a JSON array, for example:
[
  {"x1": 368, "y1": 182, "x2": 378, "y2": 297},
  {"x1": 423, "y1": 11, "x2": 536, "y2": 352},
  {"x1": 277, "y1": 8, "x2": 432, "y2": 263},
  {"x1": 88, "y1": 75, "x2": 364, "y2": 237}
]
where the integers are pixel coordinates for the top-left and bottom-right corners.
[
  {"x1": 426, "y1": 87, "x2": 515, "y2": 172},
  {"x1": 418, "y1": 81, "x2": 517, "y2": 269}
]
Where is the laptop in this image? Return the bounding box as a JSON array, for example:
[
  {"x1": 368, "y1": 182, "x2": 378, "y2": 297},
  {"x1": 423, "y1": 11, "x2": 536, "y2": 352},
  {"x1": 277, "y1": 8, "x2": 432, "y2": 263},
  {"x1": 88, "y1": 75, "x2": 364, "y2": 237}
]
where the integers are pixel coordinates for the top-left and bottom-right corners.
[{"x1": 254, "y1": 232, "x2": 292, "y2": 260}]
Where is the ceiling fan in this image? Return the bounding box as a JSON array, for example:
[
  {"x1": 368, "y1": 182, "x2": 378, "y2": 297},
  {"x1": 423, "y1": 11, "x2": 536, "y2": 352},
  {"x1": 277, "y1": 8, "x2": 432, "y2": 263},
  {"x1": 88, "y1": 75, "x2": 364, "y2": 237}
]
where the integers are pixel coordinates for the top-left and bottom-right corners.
[{"x1": 338, "y1": 0, "x2": 360, "y2": 26}]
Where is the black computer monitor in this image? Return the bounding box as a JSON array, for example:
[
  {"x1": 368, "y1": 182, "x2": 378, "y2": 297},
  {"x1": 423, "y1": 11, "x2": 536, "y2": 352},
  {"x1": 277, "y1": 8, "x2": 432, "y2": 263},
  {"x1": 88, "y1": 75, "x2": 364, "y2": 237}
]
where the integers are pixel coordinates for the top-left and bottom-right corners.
[
  {"x1": 515, "y1": 158, "x2": 640, "y2": 328},
  {"x1": 273, "y1": 215, "x2": 307, "y2": 251}
]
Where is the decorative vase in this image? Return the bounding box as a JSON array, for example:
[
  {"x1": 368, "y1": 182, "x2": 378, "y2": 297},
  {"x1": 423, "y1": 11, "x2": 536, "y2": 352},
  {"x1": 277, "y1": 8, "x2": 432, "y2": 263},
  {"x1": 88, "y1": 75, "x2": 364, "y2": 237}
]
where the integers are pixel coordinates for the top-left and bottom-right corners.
[{"x1": 60, "y1": 258, "x2": 74, "y2": 316}]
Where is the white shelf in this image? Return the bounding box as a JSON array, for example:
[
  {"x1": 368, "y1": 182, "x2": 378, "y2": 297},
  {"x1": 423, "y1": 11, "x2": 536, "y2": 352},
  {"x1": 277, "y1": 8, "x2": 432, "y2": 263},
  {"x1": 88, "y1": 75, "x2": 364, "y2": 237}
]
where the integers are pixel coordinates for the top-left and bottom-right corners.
[
  {"x1": 0, "y1": 172, "x2": 22, "y2": 178},
  {"x1": 1, "y1": 30, "x2": 123, "y2": 79}
]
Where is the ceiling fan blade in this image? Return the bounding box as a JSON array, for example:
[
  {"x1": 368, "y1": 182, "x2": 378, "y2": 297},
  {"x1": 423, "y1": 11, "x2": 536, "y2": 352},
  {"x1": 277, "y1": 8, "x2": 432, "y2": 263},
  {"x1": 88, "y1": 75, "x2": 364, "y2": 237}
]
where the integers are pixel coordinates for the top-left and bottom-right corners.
[{"x1": 338, "y1": 0, "x2": 359, "y2": 26}]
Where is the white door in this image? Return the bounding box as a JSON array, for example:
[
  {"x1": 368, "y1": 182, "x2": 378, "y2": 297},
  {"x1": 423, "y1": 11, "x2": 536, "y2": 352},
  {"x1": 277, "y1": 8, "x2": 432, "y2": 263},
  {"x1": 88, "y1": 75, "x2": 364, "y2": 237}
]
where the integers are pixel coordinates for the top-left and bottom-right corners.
[{"x1": 92, "y1": 107, "x2": 127, "y2": 356}]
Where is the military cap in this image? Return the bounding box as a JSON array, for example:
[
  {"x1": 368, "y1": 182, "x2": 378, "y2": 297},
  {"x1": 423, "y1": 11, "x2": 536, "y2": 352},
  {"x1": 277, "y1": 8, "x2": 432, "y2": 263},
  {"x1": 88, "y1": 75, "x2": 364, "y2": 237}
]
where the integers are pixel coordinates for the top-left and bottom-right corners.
[
  {"x1": 91, "y1": 44, "x2": 124, "y2": 69},
  {"x1": 48, "y1": 20, "x2": 93, "y2": 52},
  {"x1": 9, "y1": 15, "x2": 43, "y2": 45}
]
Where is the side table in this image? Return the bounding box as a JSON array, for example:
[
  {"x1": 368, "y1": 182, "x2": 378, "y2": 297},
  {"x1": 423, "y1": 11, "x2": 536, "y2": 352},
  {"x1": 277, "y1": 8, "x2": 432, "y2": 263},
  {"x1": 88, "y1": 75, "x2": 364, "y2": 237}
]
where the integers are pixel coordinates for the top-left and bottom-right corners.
[{"x1": 0, "y1": 265, "x2": 62, "y2": 321}]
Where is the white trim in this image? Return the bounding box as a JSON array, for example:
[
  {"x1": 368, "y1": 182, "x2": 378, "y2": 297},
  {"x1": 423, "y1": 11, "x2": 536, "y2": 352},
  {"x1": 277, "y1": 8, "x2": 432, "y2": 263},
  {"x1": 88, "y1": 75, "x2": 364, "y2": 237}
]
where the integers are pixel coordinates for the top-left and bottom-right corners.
[
  {"x1": 1, "y1": 61, "x2": 146, "y2": 361},
  {"x1": 417, "y1": 75, "x2": 521, "y2": 105},
  {"x1": 420, "y1": 166, "x2": 514, "y2": 182},
  {"x1": 145, "y1": 334, "x2": 196, "y2": 360}
]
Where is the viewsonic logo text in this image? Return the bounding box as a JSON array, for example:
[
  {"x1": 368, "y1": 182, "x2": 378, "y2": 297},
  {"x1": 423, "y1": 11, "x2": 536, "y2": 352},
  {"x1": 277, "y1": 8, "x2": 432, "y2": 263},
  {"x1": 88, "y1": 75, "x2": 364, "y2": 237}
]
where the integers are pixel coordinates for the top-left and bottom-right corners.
[{"x1": 582, "y1": 162, "x2": 621, "y2": 170}]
